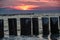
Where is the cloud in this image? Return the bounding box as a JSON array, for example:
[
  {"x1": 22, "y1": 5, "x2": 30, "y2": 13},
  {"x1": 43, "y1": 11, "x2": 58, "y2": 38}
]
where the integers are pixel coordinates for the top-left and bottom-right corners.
[{"x1": 0, "y1": 0, "x2": 60, "y2": 10}]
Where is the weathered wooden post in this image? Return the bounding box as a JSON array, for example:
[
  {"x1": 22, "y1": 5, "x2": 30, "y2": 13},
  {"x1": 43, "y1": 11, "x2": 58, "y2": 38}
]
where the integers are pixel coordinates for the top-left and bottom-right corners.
[
  {"x1": 50, "y1": 17, "x2": 59, "y2": 36},
  {"x1": 42, "y1": 17, "x2": 49, "y2": 37},
  {"x1": 20, "y1": 18, "x2": 31, "y2": 36},
  {"x1": 0, "y1": 19, "x2": 4, "y2": 38},
  {"x1": 32, "y1": 18, "x2": 39, "y2": 36},
  {"x1": 8, "y1": 18, "x2": 17, "y2": 36}
]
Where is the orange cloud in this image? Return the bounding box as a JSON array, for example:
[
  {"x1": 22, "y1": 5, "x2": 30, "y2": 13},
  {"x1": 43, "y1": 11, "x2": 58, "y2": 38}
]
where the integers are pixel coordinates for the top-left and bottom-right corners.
[
  {"x1": 40, "y1": 0, "x2": 49, "y2": 2},
  {"x1": 0, "y1": 0, "x2": 60, "y2": 10},
  {"x1": 9, "y1": 5, "x2": 38, "y2": 10}
]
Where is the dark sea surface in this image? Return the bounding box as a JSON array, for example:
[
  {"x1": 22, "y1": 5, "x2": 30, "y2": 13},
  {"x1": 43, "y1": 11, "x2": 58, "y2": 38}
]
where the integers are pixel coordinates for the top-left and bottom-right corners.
[{"x1": 0, "y1": 8, "x2": 60, "y2": 14}]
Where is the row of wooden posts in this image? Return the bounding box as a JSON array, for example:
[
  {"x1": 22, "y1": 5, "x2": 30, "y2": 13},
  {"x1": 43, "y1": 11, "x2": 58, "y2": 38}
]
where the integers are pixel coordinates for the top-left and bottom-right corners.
[{"x1": 0, "y1": 17, "x2": 60, "y2": 38}]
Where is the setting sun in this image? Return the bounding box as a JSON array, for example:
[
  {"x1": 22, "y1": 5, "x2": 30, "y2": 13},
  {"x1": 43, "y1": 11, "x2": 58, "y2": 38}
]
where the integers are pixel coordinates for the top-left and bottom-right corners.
[{"x1": 17, "y1": 6, "x2": 30, "y2": 10}]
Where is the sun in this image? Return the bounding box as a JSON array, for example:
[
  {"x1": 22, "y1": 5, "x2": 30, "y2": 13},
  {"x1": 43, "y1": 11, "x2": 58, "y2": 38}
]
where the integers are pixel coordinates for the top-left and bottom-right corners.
[
  {"x1": 20, "y1": 6, "x2": 30, "y2": 10},
  {"x1": 13, "y1": 6, "x2": 31, "y2": 10}
]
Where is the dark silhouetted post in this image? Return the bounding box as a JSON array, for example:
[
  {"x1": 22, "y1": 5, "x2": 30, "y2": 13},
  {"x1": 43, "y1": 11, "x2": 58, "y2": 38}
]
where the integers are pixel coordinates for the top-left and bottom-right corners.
[
  {"x1": 50, "y1": 17, "x2": 59, "y2": 36},
  {"x1": 42, "y1": 17, "x2": 49, "y2": 37},
  {"x1": 8, "y1": 18, "x2": 17, "y2": 36},
  {"x1": 20, "y1": 18, "x2": 31, "y2": 36},
  {"x1": 32, "y1": 18, "x2": 39, "y2": 36},
  {"x1": 0, "y1": 19, "x2": 4, "y2": 38}
]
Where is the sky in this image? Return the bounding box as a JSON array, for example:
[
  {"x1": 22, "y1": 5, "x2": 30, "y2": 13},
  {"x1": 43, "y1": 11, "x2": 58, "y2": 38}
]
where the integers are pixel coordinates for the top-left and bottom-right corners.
[{"x1": 0, "y1": 0, "x2": 60, "y2": 10}]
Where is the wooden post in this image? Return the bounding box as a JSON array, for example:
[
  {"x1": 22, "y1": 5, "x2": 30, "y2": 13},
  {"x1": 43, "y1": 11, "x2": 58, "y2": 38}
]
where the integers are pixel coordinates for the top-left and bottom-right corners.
[
  {"x1": 0, "y1": 19, "x2": 4, "y2": 38},
  {"x1": 8, "y1": 18, "x2": 17, "y2": 36},
  {"x1": 42, "y1": 17, "x2": 49, "y2": 37},
  {"x1": 50, "y1": 17, "x2": 59, "y2": 35},
  {"x1": 32, "y1": 18, "x2": 39, "y2": 36},
  {"x1": 20, "y1": 18, "x2": 31, "y2": 36}
]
